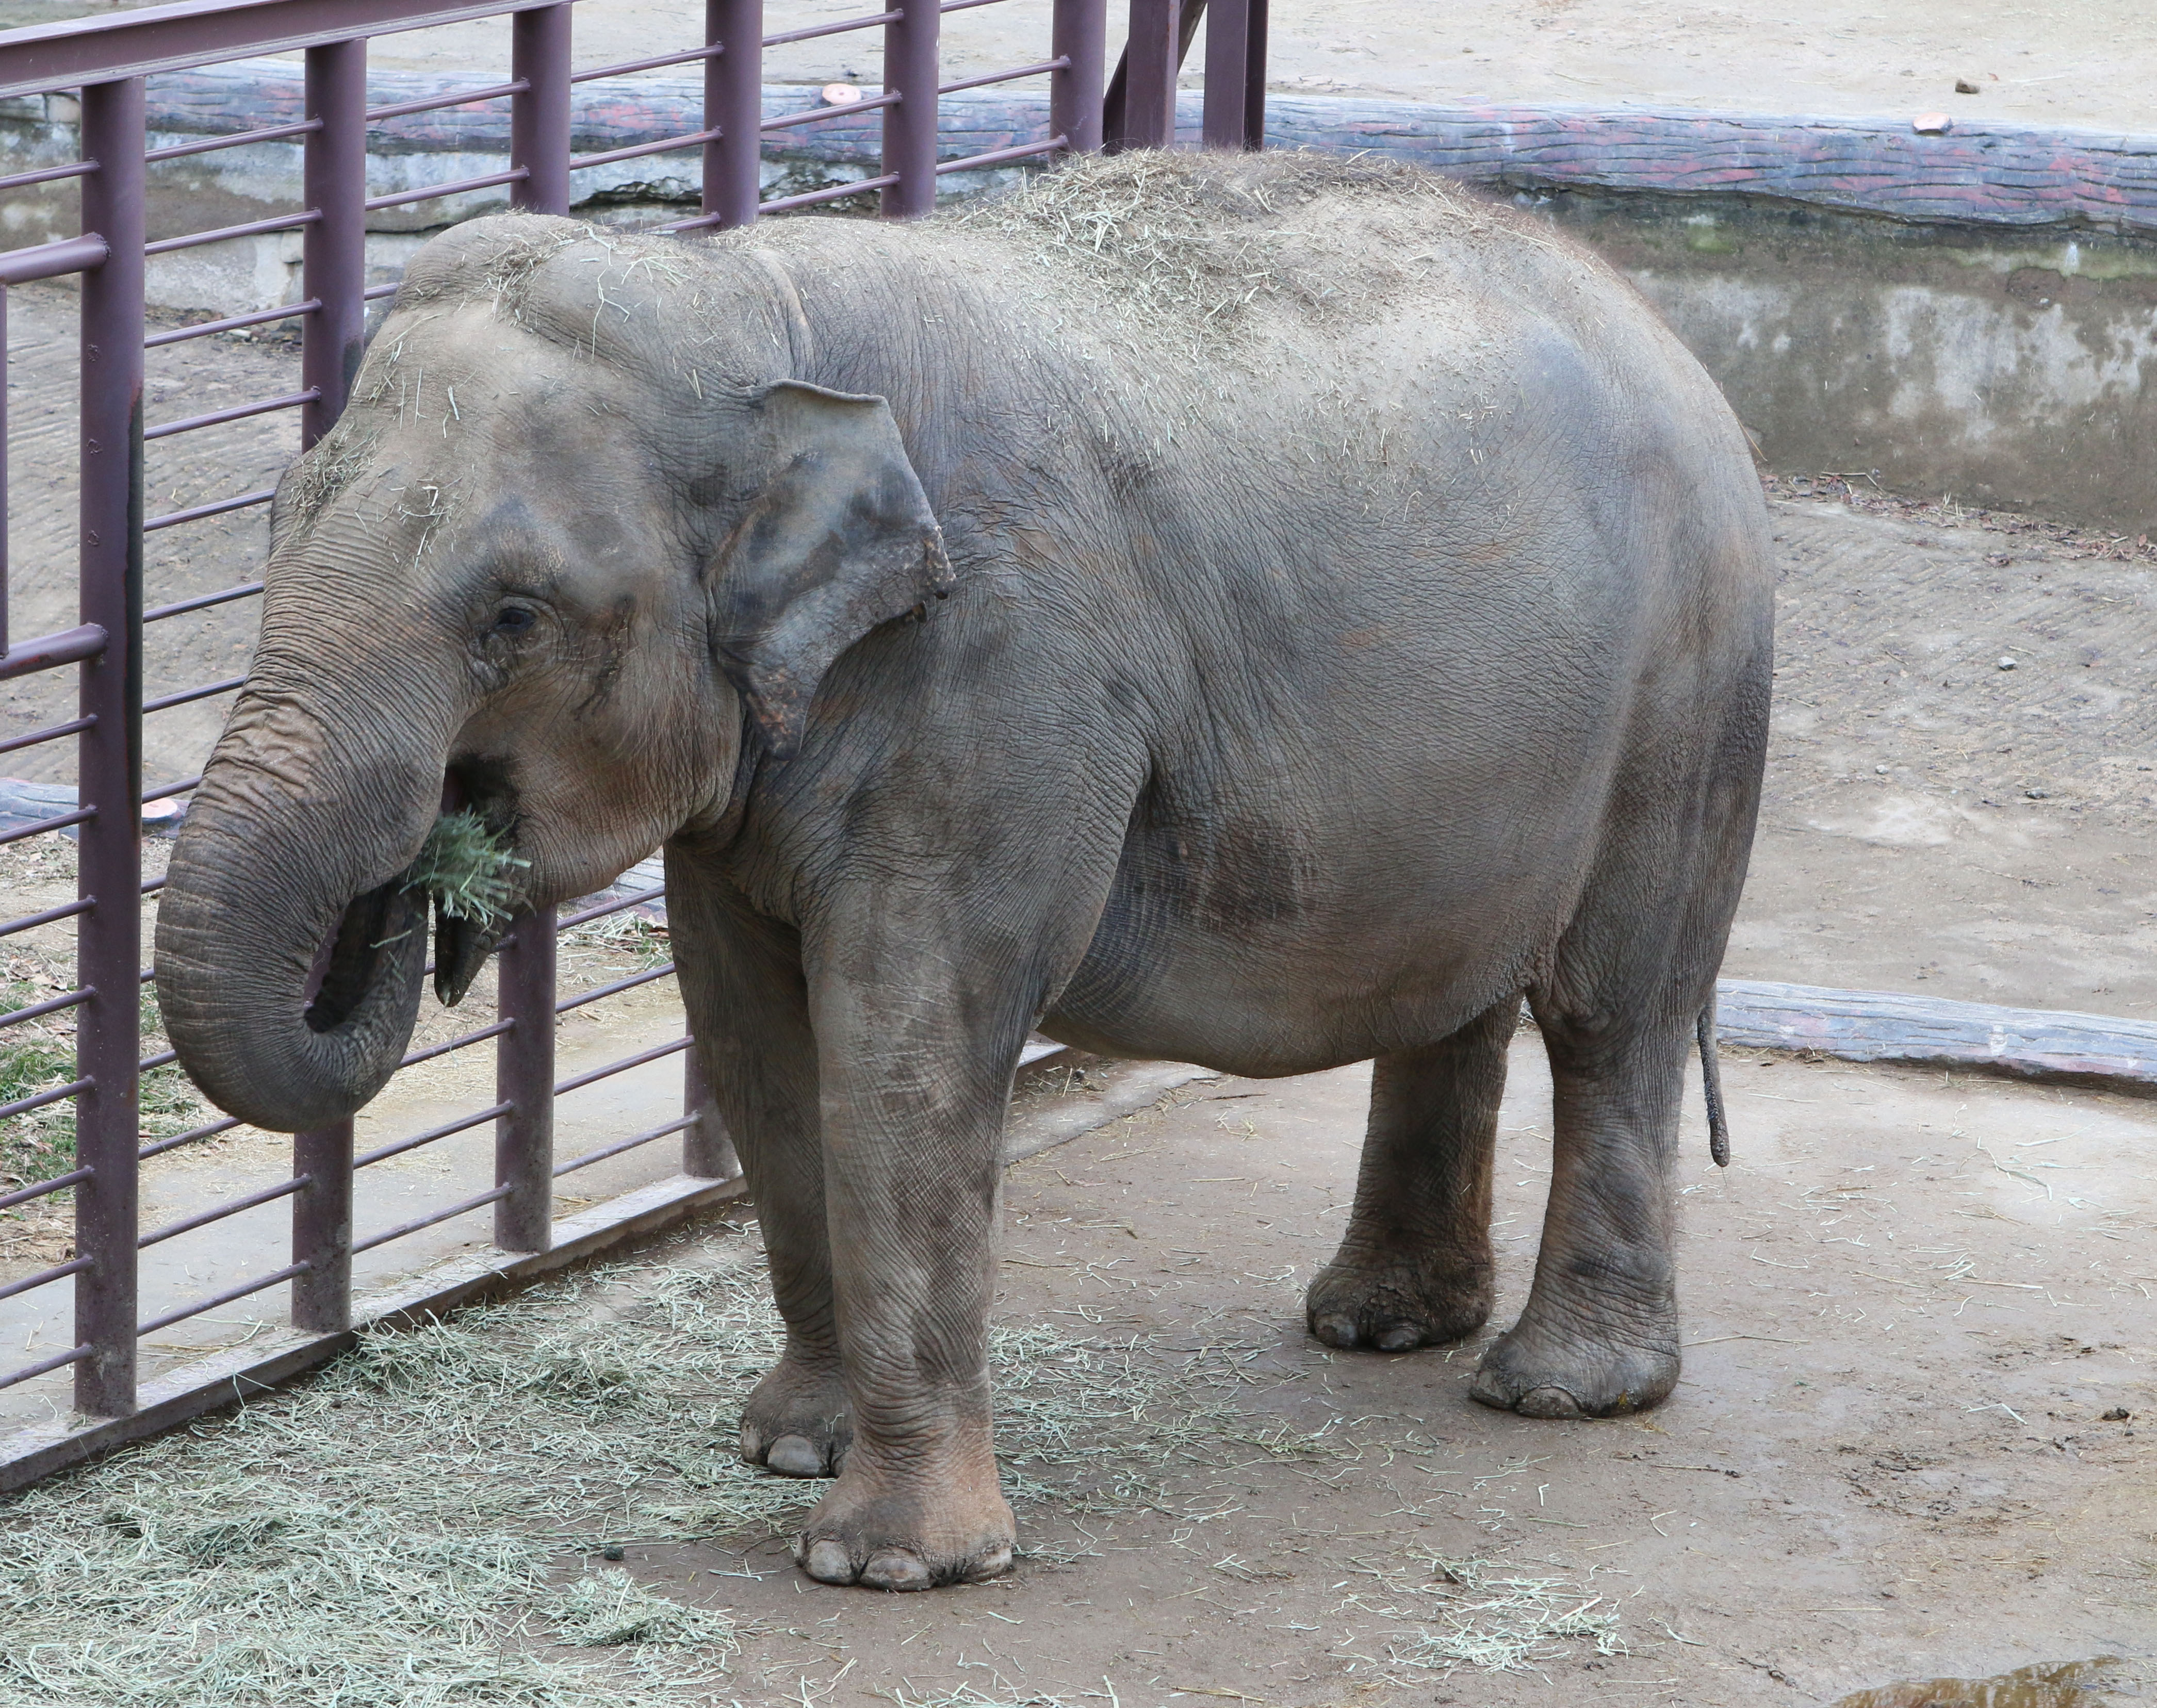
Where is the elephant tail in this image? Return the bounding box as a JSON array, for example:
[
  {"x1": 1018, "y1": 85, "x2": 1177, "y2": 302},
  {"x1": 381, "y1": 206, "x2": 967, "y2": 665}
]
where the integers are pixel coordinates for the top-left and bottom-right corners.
[{"x1": 1697, "y1": 996, "x2": 1730, "y2": 1168}]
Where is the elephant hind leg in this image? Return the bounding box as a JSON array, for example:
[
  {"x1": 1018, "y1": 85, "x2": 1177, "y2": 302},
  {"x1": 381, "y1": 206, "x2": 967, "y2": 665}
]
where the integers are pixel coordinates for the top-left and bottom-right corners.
[{"x1": 1304, "y1": 995, "x2": 1518, "y2": 1353}]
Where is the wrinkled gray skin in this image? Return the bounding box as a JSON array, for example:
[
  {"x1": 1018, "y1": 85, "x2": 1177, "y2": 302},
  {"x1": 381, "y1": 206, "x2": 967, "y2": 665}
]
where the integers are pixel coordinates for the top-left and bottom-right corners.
[{"x1": 155, "y1": 153, "x2": 1771, "y2": 1592}]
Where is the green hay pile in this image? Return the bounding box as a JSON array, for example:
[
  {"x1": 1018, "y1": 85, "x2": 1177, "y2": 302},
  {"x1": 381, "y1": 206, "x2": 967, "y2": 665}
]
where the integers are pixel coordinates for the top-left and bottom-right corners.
[
  {"x1": 403, "y1": 810, "x2": 529, "y2": 930},
  {"x1": 0, "y1": 1237, "x2": 1280, "y2": 1708}
]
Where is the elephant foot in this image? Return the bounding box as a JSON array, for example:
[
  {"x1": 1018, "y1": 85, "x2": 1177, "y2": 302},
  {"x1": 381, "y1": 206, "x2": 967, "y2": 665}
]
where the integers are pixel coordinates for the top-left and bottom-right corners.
[
  {"x1": 741, "y1": 1356, "x2": 852, "y2": 1478},
  {"x1": 1304, "y1": 1254, "x2": 1492, "y2": 1352},
  {"x1": 792, "y1": 1455, "x2": 1016, "y2": 1591},
  {"x1": 1467, "y1": 1313, "x2": 1679, "y2": 1419}
]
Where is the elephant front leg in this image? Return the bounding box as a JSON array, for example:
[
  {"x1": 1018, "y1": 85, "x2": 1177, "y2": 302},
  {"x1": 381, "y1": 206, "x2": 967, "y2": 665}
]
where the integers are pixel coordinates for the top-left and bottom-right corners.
[
  {"x1": 1469, "y1": 1008, "x2": 1689, "y2": 1418},
  {"x1": 1306, "y1": 996, "x2": 1516, "y2": 1351},
  {"x1": 789, "y1": 975, "x2": 1023, "y2": 1591}
]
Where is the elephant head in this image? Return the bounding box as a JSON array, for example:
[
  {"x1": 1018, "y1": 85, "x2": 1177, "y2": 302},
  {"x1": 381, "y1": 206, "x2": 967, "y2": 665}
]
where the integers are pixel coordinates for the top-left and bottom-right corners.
[{"x1": 155, "y1": 217, "x2": 951, "y2": 1132}]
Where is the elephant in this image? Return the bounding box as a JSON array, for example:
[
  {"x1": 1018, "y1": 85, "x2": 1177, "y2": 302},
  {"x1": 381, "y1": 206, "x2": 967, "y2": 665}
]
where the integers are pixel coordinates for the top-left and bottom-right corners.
[{"x1": 155, "y1": 149, "x2": 1772, "y2": 1592}]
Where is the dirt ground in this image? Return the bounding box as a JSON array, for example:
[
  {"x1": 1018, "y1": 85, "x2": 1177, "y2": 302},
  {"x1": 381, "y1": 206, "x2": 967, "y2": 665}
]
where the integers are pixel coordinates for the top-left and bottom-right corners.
[{"x1": 1, "y1": 0, "x2": 2146, "y2": 130}]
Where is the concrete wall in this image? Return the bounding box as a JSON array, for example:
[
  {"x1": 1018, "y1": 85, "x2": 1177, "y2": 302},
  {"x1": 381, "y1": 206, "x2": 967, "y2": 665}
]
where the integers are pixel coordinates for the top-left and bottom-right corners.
[{"x1": 5, "y1": 74, "x2": 2154, "y2": 531}]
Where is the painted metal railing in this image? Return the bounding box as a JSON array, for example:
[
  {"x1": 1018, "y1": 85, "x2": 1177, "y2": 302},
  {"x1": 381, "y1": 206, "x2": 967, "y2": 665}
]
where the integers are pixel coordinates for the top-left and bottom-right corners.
[{"x1": 0, "y1": 0, "x2": 1264, "y2": 1485}]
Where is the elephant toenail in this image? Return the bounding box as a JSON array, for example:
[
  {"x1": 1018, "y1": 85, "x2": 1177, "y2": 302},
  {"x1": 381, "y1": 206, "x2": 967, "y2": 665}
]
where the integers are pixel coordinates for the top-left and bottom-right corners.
[
  {"x1": 1313, "y1": 1315, "x2": 1358, "y2": 1348},
  {"x1": 764, "y1": 1434, "x2": 827, "y2": 1477},
  {"x1": 738, "y1": 1426, "x2": 762, "y2": 1464},
  {"x1": 861, "y1": 1548, "x2": 933, "y2": 1591},
  {"x1": 1514, "y1": 1385, "x2": 1588, "y2": 1420},
  {"x1": 802, "y1": 1538, "x2": 855, "y2": 1583},
  {"x1": 1376, "y1": 1324, "x2": 1421, "y2": 1352},
  {"x1": 966, "y1": 1543, "x2": 1015, "y2": 1582}
]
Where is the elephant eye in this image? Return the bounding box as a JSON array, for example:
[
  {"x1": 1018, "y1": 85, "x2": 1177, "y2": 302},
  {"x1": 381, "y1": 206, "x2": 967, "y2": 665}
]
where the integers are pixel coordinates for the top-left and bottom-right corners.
[{"x1": 492, "y1": 604, "x2": 536, "y2": 636}]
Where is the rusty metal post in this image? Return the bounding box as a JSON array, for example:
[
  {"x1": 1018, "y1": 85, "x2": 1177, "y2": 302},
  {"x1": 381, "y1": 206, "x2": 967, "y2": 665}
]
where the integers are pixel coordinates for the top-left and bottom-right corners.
[
  {"x1": 1201, "y1": 0, "x2": 1263, "y2": 150},
  {"x1": 494, "y1": 907, "x2": 556, "y2": 1252},
  {"x1": 705, "y1": 0, "x2": 763, "y2": 228},
  {"x1": 881, "y1": 0, "x2": 940, "y2": 218},
  {"x1": 73, "y1": 76, "x2": 144, "y2": 1419},
  {"x1": 682, "y1": 1033, "x2": 739, "y2": 1180},
  {"x1": 1051, "y1": 0, "x2": 1106, "y2": 154},
  {"x1": 511, "y1": 4, "x2": 573, "y2": 216},
  {"x1": 290, "y1": 1120, "x2": 352, "y2": 1331},
  {"x1": 301, "y1": 39, "x2": 366, "y2": 448},
  {"x1": 1121, "y1": 0, "x2": 1180, "y2": 151}
]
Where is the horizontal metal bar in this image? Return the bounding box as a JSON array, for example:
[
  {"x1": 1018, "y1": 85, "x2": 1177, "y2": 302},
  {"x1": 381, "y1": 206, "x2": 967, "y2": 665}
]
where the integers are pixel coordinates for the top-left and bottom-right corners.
[
  {"x1": 0, "y1": 234, "x2": 108, "y2": 286},
  {"x1": 555, "y1": 883, "x2": 666, "y2": 931},
  {"x1": 363, "y1": 282, "x2": 399, "y2": 301},
  {"x1": 140, "y1": 876, "x2": 165, "y2": 896},
  {"x1": 0, "y1": 986, "x2": 91, "y2": 1029},
  {"x1": 552, "y1": 1033, "x2": 690, "y2": 1099},
  {"x1": 0, "y1": 898, "x2": 92, "y2": 939},
  {"x1": 755, "y1": 173, "x2": 901, "y2": 215},
  {"x1": 144, "y1": 387, "x2": 316, "y2": 441},
  {"x1": 0, "y1": 1075, "x2": 89, "y2": 1120},
  {"x1": 0, "y1": 622, "x2": 105, "y2": 681},
  {"x1": 0, "y1": 1343, "x2": 90, "y2": 1392},
  {"x1": 570, "y1": 43, "x2": 722, "y2": 82},
  {"x1": 0, "y1": 159, "x2": 95, "y2": 192},
  {"x1": 364, "y1": 167, "x2": 526, "y2": 211},
  {"x1": 0, "y1": 0, "x2": 576, "y2": 102},
  {"x1": 553, "y1": 1113, "x2": 695, "y2": 1178},
  {"x1": 144, "y1": 488, "x2": 276, "y2": 532},
  {"x1": 763, "y1": 9, "x2": 901, "y2": 48},
  {"x1": 143, "y1": 579, "x2": 262, "y2": 624},
  {"x1": 937, "y1": 135, "x2": 1067, "y2": 173},
  {"x1": 140, "y1": 775, "x2": 201, "y2": 804},
  {"x1": 138, "y1": 1048, "x2": 175, "y2": 1071},
  {"x1": 365, "y1": 77, "x2": 525, "y2": 120},
  {"x1": 145, "y1": 208, "x2": 319, "y2": 256},
  {"x1": 939, "y1": 55, "x2": 1067, "y2": 95},
  {"x1": 146, "y1": 300, "x2": 317, "y2": 348},
  {"x1": 352, "y1": 1184, "x2": 509, "y2": 1256},
  {"x1": 0, "y1": 810, "x2": 92, "y2": 848},
  {"x1": 137, "y1": 1113, "x2": 240, "y2": 1162},
  {"x1": 760, "y1": 93, "x2": 898, "y2": 133},
  {"x1": 136, "y1": 1261, "x2": 310, "y2": 1339},
  {"x1": 137, "y1": 1174, "x2": 308, "y2": 1251},
  {"x1": 554, "y1": 962, "x2": 675, "y2": 1016},
  {"x1": 353, "y1": 1100, "x2": 509, "y2": 1170},
  {"x1": 144, "y1": 116, "x2": 319, "y2": 161},
  {"x1": 941, "y1": 0, "x2": 1014, "y2": 10},
  {"x1": 0, "y1": 714, "x2": 95, "y2": 758},
  {"x1": 568, "y1": 126, "x2": 722, "y2": 173},
  {"x1": 0, "y1": 1170, "x2": 92, "y2": 1215},
  {"x1": 143, "y1": 675, "x2": 243, "y2": 715},
  {"x1": 400, "y1": 1018, "x2": 512, "y2": 1070}
]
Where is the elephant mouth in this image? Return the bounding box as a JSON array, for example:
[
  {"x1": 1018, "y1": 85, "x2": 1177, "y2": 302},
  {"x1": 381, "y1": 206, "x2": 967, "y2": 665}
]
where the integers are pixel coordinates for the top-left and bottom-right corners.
[{"x1": 304, "y1": 878, "x2": 427, "y2": 1034}]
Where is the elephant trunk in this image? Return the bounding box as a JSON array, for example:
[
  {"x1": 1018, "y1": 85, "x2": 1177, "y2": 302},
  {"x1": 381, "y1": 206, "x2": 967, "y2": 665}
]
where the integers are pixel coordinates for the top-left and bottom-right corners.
[{"x1": 154, "y1": 683, "x2": 452, "y2": 1134}]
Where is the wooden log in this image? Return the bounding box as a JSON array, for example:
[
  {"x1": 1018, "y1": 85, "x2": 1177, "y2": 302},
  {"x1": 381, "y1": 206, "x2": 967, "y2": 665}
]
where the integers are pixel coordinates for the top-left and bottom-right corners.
[
  {"x1": 1715, "y1": 979, "x2": 2157, "y2": 1090},
  {"x1": 92, "y1": 63, "x2": 2157, "y2": 235}
]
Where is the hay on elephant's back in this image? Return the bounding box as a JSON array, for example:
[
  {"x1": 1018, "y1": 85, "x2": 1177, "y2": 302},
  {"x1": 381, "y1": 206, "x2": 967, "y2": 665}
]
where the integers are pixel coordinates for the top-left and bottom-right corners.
[{"x1": 949, "y1": 147, "x2": 1515, "y2": 333}]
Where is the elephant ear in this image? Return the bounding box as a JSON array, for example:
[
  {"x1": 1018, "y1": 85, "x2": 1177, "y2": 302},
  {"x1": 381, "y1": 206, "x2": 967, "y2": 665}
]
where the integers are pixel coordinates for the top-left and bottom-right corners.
[{"x1": 705, "y1": 380, "x2": 953, "y2": 758}]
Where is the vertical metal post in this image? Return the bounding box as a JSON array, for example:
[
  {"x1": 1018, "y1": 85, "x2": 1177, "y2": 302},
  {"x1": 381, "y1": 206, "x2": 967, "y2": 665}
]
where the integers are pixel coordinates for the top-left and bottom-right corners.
[
  {"x1": 73, "y1": 76, "x2": 144, "y2": 1419},
  {"x1": 1202, "y1": 0, "x2": 1261, "y2": 149},
  {"x1": 511, "y1": 4, "x2": 573, "y2": 217},
  {"x1": 1239, "y1": 0, "x2": 1267, "y2": 150},
  {"x1": 881, "y1": 0, "x2": 940, "y2": 219},
  {"x1": 1122, "y1": 0, "x2": 1181, "y2": 151},
  {"x1": 705, "y1": 0, "x2": 763, "y2": 228},
  {"x1": 291, "y1": 1120, "x2": 353, "y2": 1331},
  {"x1": 301, "y1": 41, "x2": 367, "y2": 449},
  {"x1": 494, "y1": 907, "x2": 556, "y2": 1252},
  {"x1": 1, "y1": 282, "x2": 9, "y2": 658},
  {"x1": 682, "y1": 1035, "x2": 739, "y2": 1180},
  {"x1": 1051, "y1": 0, "x2": 1106, "y2": 154}
]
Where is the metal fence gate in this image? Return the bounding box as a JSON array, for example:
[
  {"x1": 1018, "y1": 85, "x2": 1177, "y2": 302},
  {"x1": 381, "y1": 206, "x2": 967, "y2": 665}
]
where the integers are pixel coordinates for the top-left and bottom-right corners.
[{"x1": 0, "y1": 0, "x2": 1268, "y2": 1487}]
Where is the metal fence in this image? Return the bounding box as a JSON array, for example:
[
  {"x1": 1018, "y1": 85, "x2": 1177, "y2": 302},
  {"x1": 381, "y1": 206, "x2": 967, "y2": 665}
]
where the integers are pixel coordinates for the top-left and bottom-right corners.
[{"x1": 0, "y1": 0, "x2": 1268, "y2": 1486}]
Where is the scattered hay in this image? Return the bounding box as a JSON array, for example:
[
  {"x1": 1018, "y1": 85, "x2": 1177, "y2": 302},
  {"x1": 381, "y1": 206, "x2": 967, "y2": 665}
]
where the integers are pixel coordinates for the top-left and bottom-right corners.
[
  {"x1": 403, "y1": 809, "x2": 530, "y2": 930},
  {"x1": 0, "y1": 1236, "x2": 1304, "y2": 1705},
  {"x1": 1339, "y1": 1549, "x2": 1627, "y2": 1676}
]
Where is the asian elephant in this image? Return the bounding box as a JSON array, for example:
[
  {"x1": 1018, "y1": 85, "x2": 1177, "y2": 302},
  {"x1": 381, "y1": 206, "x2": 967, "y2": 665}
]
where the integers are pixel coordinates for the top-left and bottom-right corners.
[{"x1": 155, "y1": 150, "x2": 1772, "y2": 1591}]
